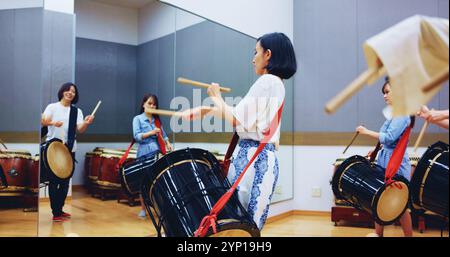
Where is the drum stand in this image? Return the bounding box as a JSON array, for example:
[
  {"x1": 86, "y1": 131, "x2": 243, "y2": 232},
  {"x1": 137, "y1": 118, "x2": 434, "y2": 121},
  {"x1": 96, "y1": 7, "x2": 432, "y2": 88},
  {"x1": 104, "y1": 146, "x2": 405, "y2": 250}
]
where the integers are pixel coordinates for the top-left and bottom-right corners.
[
  {"x1": 331, "y1": 202, "x2": 374, "y2": 227},
  {"x1": 116, "y1": 188, "x2": 140, "y2": 206}
]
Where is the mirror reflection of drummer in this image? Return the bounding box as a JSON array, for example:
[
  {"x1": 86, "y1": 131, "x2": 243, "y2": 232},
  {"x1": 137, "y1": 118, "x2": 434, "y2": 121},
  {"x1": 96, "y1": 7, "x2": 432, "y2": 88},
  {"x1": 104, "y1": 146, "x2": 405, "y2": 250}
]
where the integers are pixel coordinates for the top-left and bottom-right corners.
[
  {"x1": 355, "y1": 77, "x2": 413, "y2": 237},
  {"x1": 41, "y1": 82, "x2": 95, "y2": 222},
  {"x1": 133, "y1": 94, "x2": 173, "y2": 218},
  {"x1": 183, "y1": 33, "x2": 297, "y2": 230}
]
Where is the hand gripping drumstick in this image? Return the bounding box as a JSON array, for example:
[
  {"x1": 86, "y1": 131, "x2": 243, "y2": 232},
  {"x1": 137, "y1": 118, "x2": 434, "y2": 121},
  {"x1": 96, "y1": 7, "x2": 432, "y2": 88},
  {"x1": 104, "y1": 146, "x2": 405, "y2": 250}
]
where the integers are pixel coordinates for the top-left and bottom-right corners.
[
  {"x1": 325, "y1": 66, "x2": 386, "y2": 114},
  {"x1": 91, "y1": 100, "x2": 102, "y2": 116},
  {"x1": 177, "y1": 77, "x2": 232, "y2": 93}
]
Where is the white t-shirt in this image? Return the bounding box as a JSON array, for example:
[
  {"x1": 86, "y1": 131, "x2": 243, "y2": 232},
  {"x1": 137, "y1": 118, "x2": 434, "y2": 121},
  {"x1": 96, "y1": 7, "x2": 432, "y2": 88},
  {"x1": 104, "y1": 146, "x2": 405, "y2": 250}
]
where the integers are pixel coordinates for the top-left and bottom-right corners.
[
  {"x1": 43, "y1": 102, "x2": 84, "y2": 152},
  {"x1": 232, "y1": 74, "x2": 285, "y2": 143}
]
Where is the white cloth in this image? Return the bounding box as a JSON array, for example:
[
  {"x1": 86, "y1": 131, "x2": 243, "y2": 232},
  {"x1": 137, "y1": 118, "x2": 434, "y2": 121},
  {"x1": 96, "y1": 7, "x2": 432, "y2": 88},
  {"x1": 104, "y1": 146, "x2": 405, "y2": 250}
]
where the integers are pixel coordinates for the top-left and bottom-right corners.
[
  {"x1": 363, "y1": 15, "x2": 449, "y2": 116},
  {"x1": 43, "y1": 102, "x2": 84, "y2": 152},
  {"x1": 232, "y1": 74, "x2": 285, "y2": 144}
]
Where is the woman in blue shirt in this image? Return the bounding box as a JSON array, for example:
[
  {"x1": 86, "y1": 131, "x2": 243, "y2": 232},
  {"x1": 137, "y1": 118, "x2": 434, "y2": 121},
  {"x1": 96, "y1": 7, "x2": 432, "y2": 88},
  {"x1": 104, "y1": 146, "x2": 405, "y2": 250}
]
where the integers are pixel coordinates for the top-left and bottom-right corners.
[
  {"x1": 355, "y1": 77, "x2": 413, "y2": 237},
  {"x1": 133, "y1": 94, "x2": 172, "y2": 217}
]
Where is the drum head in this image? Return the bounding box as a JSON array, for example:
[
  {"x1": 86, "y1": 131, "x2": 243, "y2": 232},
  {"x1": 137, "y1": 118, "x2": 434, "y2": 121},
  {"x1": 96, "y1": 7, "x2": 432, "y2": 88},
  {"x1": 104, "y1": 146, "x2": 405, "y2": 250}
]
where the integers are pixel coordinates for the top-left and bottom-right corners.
[
  {"x1": 375, "y1": 181, "x2": 409, "y2": 224},
  {"x1": 47, "y1": 141, "x2": 73, "y2": 179},
  {"x1": 207, "y1": 219, "x2": 260, "y2": 237}
]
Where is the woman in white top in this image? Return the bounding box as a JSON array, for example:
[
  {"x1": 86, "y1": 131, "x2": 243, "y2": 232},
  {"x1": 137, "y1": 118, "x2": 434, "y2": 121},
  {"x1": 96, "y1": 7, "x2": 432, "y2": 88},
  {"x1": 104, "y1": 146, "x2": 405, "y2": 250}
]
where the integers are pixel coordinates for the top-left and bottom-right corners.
[
  {"x1": 41, "y1": 82, "x2": 95, "y2": 221},
  {"x1": 185, "y1": 32, "x2": 297, "y2": 230}
]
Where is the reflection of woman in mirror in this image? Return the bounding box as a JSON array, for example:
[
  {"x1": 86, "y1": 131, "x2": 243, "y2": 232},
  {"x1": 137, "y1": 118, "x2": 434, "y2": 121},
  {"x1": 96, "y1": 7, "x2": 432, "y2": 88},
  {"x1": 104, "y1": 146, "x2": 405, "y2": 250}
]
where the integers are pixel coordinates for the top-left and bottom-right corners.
[
  {"x1": 355, "y1": 77, "x2": 413, "y2": 237},
  {"x1": 133, "y1": 94, "x2": 172, "y2": 218},
  {"x1": 41, "y1": 82, "x2": 95, "y2": 222},
  {"x1": 184, "y1": 32, "x2": 297, "y2": 230}
]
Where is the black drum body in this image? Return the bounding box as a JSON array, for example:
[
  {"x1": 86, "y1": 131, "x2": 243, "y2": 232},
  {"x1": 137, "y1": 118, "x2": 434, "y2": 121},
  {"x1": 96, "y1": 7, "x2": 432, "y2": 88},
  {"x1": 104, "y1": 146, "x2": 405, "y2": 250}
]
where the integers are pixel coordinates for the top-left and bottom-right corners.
[
  {"x1": 40, "y1": 138, "x2": 74, "y2": 183},
  {"x1": 141, "y1": 148, "x2": 260, "y2": 237},
  {"x1": 332, "y1": 155, "x2": 410, "y2": 225},
  {"x1": 121, "y1": 154, "x2": 159, "y2": 195},
  {"x1": 410, "y1": 141, "x2": 449, "y2": 218}
]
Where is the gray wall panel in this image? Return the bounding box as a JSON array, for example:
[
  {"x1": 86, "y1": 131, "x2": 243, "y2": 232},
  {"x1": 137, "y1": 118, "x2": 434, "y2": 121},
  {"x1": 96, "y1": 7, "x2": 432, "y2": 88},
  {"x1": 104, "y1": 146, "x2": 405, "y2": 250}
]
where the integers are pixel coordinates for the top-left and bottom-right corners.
[
  {"x1": 294, "y1": 0, "x2": 358, "y2": 132},
  {"x1": 157, "y1": 34, "x2": 175, "y2": 133},
  {"x1": 0, "y1": 10, "x2": 15, "y2": 131},
  {"x1": 42, "y1": 10, "x2": 75, "y2": 109},
  {"x1": 13, "y1": 9, "x2": 42, "y2": 131},
  {"x1": 115, "y1": 44, "x2": 137, "y2": 134},
  {"x1": 0, "y1": 8, "x2": 42, "y2": 133},
  {"x1": 137, "y1": 39, "x2": 159, "y2": 109},
  {"x1": 75, "y1": 38, "x2": 137, "y2": 135}
]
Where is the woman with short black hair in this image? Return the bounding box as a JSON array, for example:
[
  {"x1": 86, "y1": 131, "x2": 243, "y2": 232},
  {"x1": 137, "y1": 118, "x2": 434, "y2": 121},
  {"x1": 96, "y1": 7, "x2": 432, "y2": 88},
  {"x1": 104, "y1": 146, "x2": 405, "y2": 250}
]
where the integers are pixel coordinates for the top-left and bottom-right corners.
[
  {"x1": 41, "y1": 82, "x2": 95, "y2": 222},
  {"x1": 183, "y1": 32, "x2": 297, "y2": 230}
]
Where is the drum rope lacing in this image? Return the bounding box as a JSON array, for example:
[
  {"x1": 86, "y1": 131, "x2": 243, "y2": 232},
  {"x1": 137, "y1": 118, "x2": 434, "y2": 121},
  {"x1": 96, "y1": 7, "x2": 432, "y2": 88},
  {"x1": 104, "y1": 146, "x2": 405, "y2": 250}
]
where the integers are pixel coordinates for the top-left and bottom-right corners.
[{"x1": 194, "y1": 102, "x2": 284, "y2": 237}]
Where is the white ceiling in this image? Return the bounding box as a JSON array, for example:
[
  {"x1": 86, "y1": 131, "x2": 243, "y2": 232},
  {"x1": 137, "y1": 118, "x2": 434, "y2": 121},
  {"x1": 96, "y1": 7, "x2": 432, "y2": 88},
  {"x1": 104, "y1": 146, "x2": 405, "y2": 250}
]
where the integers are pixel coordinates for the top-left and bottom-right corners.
[{"x1": 87, "y1": 0, "x2": 156, "y2": 9}]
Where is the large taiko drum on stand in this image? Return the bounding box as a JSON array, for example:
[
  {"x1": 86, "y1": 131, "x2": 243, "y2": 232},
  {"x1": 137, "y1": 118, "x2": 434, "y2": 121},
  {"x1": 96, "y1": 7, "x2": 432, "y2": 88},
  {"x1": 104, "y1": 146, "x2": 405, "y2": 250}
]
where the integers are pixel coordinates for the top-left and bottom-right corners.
[
  {"x1": 141, "y1": 148, "x2": 260, "y2": 237},
  {"x1": 40, "y1": 138, "x2": 74, "y2": 183},
  {"x1": 0, "y1": 150, "x2": 31, "y2": 195},
  {"x1": 332, "y1": 155, "x2": 410, "y2": 225},
  {"x1": 410, "y1": 141, "x2": 449, "y2": 218}
]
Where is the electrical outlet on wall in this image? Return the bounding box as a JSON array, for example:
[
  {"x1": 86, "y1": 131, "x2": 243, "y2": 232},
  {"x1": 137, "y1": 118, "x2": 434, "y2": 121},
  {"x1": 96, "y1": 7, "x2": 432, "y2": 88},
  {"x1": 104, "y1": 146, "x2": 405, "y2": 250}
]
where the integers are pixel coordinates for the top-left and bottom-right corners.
[{"x1": 311, "y1": 187, "x2": 321, "y2": 198}]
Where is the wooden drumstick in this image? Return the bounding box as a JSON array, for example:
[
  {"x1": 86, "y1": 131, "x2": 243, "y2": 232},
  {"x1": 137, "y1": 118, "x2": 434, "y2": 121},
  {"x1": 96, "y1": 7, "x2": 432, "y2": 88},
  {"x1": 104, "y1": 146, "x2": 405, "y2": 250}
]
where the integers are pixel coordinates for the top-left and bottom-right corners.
[
  {"x1": 342, "y1": 131, "x2": 359, "y2": 155},
  {"x1": 91, "y1": 100, "x2": 102, "y2": 116},
  {"x1": 422, "y1": 68, "x2": 449, "y2": 93},
  {"x1": 145, "y1": 109, "x2": 184, "y2": 117},
  {"x1": 325, "y1": 66, "x2": 386, "y2": 114},
  {"x1": 413, "y1": 121, "x2": 429, "y2": 155},
  {"x1": 0, "y1": 138, "x2": 7, "y2": 150},
  {"x1": 177, "y1": 77, "x2": 232, "y2": 93}
]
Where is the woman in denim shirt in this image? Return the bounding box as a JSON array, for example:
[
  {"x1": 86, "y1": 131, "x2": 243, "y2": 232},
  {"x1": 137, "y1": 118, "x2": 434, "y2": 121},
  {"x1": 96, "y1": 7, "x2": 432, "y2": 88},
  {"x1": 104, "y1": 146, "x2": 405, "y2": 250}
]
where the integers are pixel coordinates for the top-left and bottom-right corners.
[
  {"x1": 133, "y1": 94, "x2": 172, "y2": 217},
  {"x1": 356, "y1": 77, "x2": 413, "y2": 237}
]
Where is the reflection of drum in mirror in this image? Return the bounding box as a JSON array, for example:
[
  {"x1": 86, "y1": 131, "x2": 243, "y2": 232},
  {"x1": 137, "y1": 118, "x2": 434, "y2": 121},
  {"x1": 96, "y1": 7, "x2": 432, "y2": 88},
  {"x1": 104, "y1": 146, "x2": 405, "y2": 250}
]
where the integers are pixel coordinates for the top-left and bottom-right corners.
[
  {"x1": 27, "y1": 155, "x2": 41, "y2": 193},
  {"x1": 87, "y1": 148, "x2": 104, "y2": 183},
  {"x1": 97, "y1": 149, "x2": 135, "y2": 188},
  {"x1": 0, "y1": 150, "x2": 32, "y2": 194},
  {"x1": 410, "y1": 141, "x2": 449, "y2": 218},
  {"x1": 141, "y1": 148, "x2": 260, "y2": 237},
  {"x1": 331, "y1": 155, "x2": 410, "y2": 225},
  {"x1": 40, "y1": 138, "x2": 74, "y2": 183}
]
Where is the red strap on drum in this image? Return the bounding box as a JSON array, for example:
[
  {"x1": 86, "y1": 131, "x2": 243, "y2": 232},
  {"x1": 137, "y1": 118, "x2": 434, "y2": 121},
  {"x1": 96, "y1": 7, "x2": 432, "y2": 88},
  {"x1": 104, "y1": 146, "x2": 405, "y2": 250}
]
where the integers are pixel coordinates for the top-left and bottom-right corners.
[
  {"x1": 194, "y1": 101, "x2": 284, "y2": 237},
  {"x1": 116, "y1": 139, "x2": 135, "y2": 170},
  {"x1": 154, "y1": 116, "x2": 167, "y2": 155},
  {"x1": 384, "y1": 117, "x2": 415, "y2": 188}
]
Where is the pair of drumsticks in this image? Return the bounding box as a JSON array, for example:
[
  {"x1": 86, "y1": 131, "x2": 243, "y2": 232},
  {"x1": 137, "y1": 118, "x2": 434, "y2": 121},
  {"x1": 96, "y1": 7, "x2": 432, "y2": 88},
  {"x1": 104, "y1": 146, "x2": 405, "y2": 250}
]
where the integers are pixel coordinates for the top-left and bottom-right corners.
[
  {"x1": 145, "y1": 77, "x2": 232, "y2": 117},
  {"x1": 325, "y1": 61, "x2": 448, "y2": 115}
]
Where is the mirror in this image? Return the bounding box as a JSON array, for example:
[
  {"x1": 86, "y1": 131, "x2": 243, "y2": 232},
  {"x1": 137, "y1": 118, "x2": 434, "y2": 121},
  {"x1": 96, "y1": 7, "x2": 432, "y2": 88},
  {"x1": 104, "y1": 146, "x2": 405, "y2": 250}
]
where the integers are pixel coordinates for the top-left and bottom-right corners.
[
  {"x1": 0, "y1": 6, "x2": 41, "y2": 237},
  {"x1": 37, "y1": 0, "x2": 175, "y2": 236},
  {"x1": 171, "y1": 7, "x2": 294, "y2": 203}
]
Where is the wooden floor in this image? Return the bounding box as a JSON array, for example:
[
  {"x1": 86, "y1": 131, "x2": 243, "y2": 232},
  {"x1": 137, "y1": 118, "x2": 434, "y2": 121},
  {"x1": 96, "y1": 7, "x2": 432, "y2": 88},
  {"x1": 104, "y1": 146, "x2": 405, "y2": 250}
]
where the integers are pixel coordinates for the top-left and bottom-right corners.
[{"x1": 1, "y1": 188, "x2": 448, "y2": 237}]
